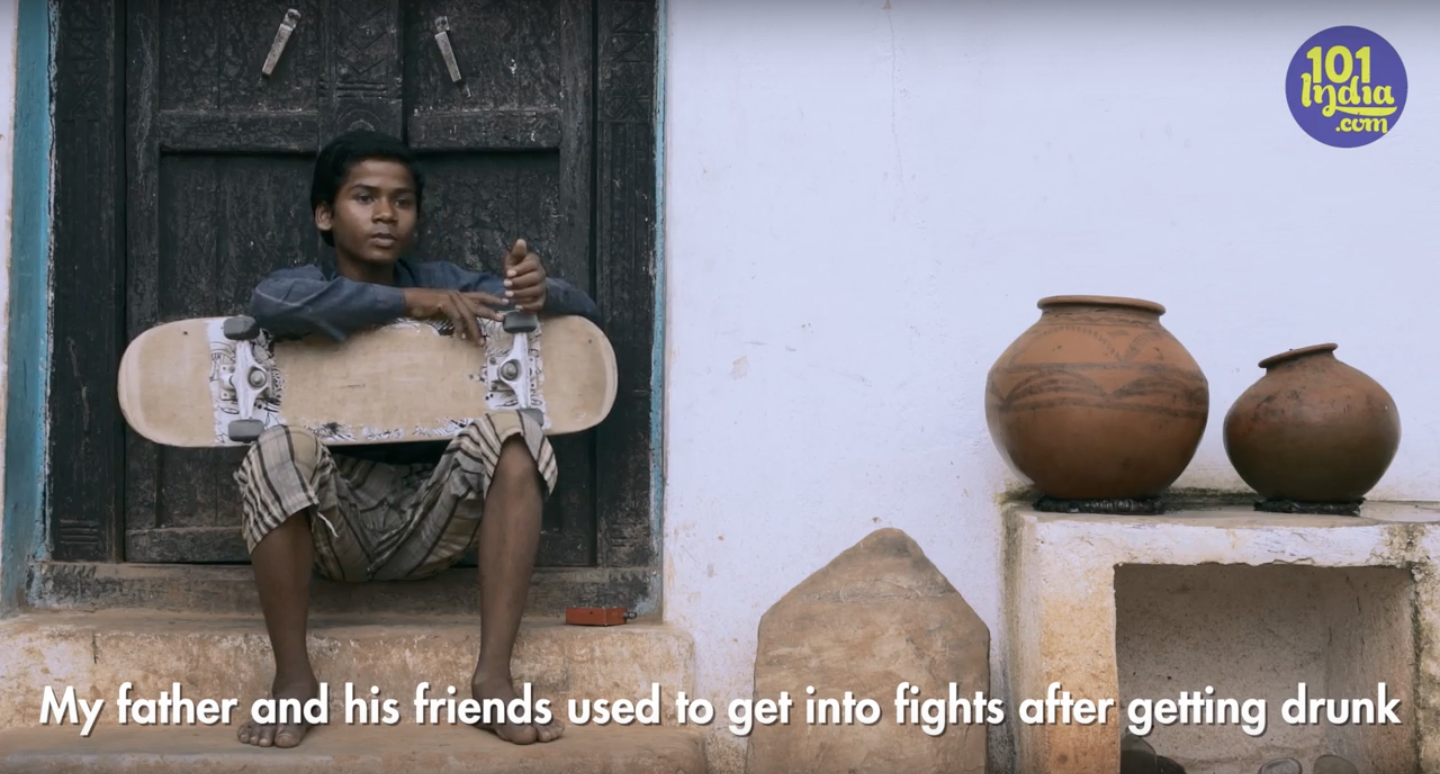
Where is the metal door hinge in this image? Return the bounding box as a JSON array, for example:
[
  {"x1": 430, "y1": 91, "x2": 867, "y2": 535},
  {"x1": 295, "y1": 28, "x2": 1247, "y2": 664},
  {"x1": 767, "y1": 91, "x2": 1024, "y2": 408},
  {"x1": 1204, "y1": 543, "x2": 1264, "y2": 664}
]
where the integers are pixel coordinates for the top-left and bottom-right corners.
[
  {"x1": 434, "y1": 16, "x2": 464, "y2": 83},
  {"x1": 261, "y1": 9, "x2": 301, "y2": 77}
]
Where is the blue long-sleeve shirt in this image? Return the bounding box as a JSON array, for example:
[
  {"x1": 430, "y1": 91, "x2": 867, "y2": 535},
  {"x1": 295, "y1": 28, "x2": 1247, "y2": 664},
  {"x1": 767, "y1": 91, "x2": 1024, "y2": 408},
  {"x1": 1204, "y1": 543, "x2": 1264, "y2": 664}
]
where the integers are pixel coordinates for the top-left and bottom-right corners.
[
  {"x1": 250, "y1": 257, "x2": 601, "y2": 341},
  {"x1": 248, "y1": 257, "x2": 601, "y2": 465}
]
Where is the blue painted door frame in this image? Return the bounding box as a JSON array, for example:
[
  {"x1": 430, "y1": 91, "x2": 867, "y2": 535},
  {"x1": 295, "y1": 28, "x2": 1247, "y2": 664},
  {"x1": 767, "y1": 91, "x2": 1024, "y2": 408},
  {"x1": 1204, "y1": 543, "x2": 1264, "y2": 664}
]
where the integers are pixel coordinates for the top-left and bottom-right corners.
[{"x1": 2, "y1": 0, "x2": 54, "y2": 614}]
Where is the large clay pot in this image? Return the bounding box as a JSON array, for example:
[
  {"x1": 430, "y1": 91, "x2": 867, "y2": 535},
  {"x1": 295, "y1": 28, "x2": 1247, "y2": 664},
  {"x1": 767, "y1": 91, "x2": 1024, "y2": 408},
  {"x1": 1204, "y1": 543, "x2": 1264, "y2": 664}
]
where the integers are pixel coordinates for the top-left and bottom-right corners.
[
  {"x1": 985, "y1": 296, "x2": 1209, "y2": 500},
  {"x1": 1223, "y1": 343, "x2": 1400, "y2": 503}
]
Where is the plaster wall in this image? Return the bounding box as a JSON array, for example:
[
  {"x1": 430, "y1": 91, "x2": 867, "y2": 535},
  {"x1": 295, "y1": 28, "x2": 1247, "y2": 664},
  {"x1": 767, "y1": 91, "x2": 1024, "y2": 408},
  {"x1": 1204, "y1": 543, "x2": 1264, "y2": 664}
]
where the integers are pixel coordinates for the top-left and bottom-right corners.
[{"x1": 661, "y1": 1, "x2": 1440, "y2": 770}]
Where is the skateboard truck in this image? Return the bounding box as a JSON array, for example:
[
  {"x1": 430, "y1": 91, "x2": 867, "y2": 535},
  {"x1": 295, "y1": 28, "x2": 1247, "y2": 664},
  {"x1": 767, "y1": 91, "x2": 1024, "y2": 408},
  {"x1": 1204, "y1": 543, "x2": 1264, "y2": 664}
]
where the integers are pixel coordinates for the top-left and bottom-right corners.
[
  {"x1": 489, "y1": 310, "x2": 544, "y2": 426},
  {"x1": 222, "y1": 315, "x2": 269, "y2": 443}
]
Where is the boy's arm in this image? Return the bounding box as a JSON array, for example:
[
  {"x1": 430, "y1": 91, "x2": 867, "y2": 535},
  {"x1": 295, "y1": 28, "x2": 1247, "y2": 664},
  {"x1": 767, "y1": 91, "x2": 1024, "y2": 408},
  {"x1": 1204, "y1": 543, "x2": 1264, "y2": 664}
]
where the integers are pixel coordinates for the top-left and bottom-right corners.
[
  {"x1": 250, "y1": 267, "x2": 407, "y2": 340},
  {"x1": 442, "y1": 263, "x2": 603, "y2": 326},
  {"x1": 537, "y1": 277, "x2": 602, "y2": 325}
]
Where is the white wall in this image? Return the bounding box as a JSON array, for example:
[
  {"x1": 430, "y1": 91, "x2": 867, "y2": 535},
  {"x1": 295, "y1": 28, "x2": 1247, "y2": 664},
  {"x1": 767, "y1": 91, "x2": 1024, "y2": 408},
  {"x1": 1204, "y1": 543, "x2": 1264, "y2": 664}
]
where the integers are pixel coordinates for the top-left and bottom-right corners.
[
  {"x1": 0, "y1": 0, "x2": 20, "y2": 563},
  {"x1": 661, "y1": 1, "x2": 1440, "y2": 771}
]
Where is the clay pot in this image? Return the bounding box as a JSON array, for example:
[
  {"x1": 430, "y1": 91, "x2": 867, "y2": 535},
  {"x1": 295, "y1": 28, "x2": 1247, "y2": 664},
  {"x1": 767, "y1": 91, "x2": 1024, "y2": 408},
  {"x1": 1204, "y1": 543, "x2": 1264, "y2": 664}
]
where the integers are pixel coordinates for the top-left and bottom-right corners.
[
  {"x1": 985, "y1": 296, "x2": 1209, "y2": 500},
  {"x1": 1223, "y1": 344, "x2": 1399, "y2": 503}
]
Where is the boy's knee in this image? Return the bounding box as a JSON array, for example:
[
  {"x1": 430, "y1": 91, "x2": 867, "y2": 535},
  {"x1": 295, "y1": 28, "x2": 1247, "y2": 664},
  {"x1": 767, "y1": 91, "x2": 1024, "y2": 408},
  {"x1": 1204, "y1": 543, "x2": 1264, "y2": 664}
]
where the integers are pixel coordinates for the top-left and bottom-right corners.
[
  {"x1": 494, "y1": 435, "x2": 537, "y2": 480},
  {"x1": 251, "y1": 425, "x2": 324, "y2": 480},
  {"x1": 450, "y1": 417, "x2": 551, "y2": 497}
]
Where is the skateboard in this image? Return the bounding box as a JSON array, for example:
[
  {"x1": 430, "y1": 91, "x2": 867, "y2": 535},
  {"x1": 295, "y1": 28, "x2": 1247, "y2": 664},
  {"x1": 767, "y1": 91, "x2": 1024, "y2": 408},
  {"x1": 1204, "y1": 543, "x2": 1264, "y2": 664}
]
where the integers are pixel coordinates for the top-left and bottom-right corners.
[{"x1": 117, "y1": 311, "x2": 618, "y2": 448}]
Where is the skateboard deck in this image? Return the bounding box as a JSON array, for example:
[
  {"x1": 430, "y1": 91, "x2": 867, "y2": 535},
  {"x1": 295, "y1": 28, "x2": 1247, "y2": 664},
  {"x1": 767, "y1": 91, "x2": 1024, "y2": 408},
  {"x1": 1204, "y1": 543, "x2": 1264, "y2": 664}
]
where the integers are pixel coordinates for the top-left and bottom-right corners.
[{"x1": 118, "y1": 312, "x2": 617, "y2": 448}]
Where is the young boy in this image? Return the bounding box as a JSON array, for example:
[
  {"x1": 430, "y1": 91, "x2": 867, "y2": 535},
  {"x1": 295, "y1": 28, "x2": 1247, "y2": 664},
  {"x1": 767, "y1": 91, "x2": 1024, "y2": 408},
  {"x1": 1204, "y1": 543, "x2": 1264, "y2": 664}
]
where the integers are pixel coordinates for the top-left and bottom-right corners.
[{"x1": 232, "y1": 130, "x2": 599, "y2": 749}]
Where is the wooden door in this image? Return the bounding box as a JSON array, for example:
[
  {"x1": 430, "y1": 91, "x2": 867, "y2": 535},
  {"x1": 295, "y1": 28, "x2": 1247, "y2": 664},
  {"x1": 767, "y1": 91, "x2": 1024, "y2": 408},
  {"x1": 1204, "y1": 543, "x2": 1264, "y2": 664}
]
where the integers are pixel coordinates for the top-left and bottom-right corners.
[
  {"x1": 114, "y1": 0, "x2": 606, "y2": 566},
  {"x1": 400, "y1": 0, "x2": 598, "y2": 568}
]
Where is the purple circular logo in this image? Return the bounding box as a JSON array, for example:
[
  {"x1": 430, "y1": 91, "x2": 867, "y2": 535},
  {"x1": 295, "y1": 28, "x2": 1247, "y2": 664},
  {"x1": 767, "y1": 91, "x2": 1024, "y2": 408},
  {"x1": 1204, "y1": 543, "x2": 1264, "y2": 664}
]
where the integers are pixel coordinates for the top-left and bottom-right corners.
[{"x1": 1286, "y1": 26, "x2": 1406, "y2": 147}]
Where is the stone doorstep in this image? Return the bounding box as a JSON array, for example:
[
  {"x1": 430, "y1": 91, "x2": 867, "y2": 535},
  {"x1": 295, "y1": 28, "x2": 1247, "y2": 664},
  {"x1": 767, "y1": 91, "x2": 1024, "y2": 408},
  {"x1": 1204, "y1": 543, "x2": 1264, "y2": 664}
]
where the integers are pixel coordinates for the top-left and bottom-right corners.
[
  {"x1": 28, "y1": 563, "x2": 658, "y2": 619},
  {"x1": 0, "y1": 611, "x2": 696, "y2": 735},
  {"x1": 0, "y1": 723, "x2": 708, "y2": 774}
]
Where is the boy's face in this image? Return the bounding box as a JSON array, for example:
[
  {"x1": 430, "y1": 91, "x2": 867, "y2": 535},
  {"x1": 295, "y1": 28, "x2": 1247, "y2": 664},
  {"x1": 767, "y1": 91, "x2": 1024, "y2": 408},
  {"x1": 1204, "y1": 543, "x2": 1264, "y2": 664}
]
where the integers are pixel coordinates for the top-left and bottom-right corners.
[{"x1": 316, "y1": 158, "x2": 418, "y2": 269}]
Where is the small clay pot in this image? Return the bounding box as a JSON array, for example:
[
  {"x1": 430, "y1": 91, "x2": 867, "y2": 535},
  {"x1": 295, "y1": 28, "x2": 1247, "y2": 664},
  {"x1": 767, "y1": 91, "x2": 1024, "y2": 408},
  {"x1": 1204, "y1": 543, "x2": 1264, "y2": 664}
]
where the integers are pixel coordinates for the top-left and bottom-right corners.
[
  {"x1": 985, "y1": 296, "x2": 1209, "y2": 501},
  {"x1": 1223, "y1": 343, "x2": 1400, "y2": 504}
]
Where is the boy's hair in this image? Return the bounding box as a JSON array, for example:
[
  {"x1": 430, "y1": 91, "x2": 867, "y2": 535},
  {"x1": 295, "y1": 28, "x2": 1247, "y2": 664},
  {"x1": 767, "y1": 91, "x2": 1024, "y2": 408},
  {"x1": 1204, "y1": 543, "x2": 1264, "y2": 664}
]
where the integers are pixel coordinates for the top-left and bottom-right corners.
[{"x1": 310, "y1": 130, "x2": 425, "y2": 246}]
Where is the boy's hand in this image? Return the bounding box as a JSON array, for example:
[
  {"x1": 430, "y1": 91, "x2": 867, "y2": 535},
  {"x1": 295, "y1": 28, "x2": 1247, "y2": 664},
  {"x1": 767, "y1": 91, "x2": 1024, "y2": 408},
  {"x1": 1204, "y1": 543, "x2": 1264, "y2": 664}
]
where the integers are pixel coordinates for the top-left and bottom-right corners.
[
  {"x1": 503, "y1": 239, "x2": 548, "y2": 313},
  {"x1": 402, "y1": 288, "x2": 505, "y2": 346}
]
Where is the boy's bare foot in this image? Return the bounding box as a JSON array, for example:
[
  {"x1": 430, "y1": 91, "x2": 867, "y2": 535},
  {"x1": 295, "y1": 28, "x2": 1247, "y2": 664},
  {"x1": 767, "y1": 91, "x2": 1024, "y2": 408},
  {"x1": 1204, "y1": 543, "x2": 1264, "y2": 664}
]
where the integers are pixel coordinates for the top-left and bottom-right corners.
[
  {"x1": 237, "y1": 675, "x2": 320, "y2": 748},
  {"x1": 472, "y1": 672, "x2": 564, "y2": 744}
]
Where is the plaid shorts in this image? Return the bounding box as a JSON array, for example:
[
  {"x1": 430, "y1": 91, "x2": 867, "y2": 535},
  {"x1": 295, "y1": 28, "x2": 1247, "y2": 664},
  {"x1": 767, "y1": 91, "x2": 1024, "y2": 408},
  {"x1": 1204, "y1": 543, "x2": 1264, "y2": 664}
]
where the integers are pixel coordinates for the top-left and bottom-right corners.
[{"x1": 233, "y1": 411, "x2": 557, "y2": 582}]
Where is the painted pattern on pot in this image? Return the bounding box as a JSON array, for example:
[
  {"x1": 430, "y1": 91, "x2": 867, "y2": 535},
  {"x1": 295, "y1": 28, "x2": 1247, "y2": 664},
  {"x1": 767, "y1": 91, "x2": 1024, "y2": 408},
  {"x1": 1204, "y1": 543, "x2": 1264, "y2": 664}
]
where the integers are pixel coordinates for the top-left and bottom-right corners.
[
  {"x1": 1224, "y1": 343, "x2": 1400, "y2": 504},
  {"x1": 985, "y1": 296, "x2": 1209, "y2": 500}
]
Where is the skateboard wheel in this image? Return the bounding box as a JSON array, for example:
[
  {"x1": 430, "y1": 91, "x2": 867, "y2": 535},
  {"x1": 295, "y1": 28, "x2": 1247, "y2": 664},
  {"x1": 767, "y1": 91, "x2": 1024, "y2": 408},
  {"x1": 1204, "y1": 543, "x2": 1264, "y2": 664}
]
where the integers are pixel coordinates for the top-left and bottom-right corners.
[
  {"x1": 228, "y1": 418, "x2": 266, "y2": 443},
  {"x1": 223, "y1": 316, "x2": 260, "y2": 340},
  {"x1": 503, "y1": 311, "x2": 538, "y2": 334}
]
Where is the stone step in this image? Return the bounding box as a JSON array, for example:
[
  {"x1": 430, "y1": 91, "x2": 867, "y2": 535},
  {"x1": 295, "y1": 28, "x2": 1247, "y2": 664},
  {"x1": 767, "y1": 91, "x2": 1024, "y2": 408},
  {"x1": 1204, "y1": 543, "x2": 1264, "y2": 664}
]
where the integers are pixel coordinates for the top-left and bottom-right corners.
[
  {"x1": 0, "y1": 611, "x2": 694, "y2": 733},
  {"x1": 0, "y1": 723, "x2": 707, "y2": 773},
  {"x1": 30, "y1": 562, "x2": 655, "y2": 618}
]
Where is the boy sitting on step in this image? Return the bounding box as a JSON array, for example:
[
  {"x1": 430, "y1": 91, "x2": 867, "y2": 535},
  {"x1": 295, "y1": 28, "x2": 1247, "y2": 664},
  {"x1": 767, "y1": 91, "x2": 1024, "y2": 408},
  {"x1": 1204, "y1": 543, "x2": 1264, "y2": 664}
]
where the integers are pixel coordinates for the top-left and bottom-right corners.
[{"x1": 233, "y1": 129, "x2": 599, "y2": 750}]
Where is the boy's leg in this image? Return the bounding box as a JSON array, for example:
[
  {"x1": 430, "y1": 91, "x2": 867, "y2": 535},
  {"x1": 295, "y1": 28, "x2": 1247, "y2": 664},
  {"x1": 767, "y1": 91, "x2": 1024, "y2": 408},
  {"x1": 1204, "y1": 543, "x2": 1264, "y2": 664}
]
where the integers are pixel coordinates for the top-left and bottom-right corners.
[
  {"x1": 242, "y1": 514, "x2": 318, "y2": 749},
  {"x1": 371, "y1": 411, "x2": 560, "y2": 744},
  {"x1": 474, "y1": 426, "x2": 555, "y2": 743},
  {"x1": 232, "y1": 425, "x2": 375, "y2": 748}
]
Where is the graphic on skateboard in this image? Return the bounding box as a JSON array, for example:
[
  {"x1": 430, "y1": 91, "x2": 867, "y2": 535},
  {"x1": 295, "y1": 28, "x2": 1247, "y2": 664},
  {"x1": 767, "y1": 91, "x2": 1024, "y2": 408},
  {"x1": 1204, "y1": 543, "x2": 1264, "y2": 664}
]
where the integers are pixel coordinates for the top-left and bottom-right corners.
[{"x1": 118, "y1": 311, "x2": 617, "y2": 448}]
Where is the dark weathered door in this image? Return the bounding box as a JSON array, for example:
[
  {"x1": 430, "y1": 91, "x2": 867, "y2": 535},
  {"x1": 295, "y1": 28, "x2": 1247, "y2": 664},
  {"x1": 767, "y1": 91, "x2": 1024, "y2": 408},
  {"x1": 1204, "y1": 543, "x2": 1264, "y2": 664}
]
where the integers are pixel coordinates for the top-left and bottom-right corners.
[
  {"x1": 120, "y1": 0, "x2": 601, "y2": 566},
  {"x1": 400, "y1": 0, "x2": 598, "y2": 569}
]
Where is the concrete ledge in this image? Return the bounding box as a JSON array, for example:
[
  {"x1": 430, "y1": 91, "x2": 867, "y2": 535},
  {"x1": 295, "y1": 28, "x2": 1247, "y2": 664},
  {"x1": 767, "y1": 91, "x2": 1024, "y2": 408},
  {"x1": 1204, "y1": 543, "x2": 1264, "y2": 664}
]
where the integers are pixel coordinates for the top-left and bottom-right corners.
[
  {"x1": 0, "y1": 611, "x2": 695, "y2": 734},
  {"x1": 0, "y1": 723, "x2": 707, "y2": 773},
  {"x1": 1004, "y1": 503, "x2": 1440, "y2": 774},
  {"x1": 26, "y1": 563, "x2": 657, "y2": 618}
]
